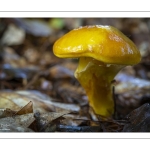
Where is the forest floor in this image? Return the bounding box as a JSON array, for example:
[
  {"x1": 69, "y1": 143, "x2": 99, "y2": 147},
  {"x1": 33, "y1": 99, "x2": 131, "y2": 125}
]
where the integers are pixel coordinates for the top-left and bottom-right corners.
[{"x1": 0, "y1": 18, "x2": 150, "y2": 132}]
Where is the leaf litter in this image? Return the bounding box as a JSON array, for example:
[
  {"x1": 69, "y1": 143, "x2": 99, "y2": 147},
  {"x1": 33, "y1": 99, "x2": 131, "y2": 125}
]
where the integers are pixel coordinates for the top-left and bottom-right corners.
[{"x1": 0, "y1": 18, "x2": 150, "y2": 132}]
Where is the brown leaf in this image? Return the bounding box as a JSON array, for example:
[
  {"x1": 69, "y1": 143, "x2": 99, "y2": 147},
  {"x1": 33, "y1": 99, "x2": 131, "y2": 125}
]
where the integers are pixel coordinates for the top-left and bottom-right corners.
[
  {"x1": 0, "y1": 108, "x2": 16, "y2": 118},
  {"x1": 123, "y1": 103, "x2": 150, "y2": 132},
  {"x1": 16, "y1": 90, "x2": 80, "y2": 112},
  {"x1": 13, "y1": 18, "x2": 52, "y2": 37},
  {"x1": 0, "y1": 93, "x2": 21, "y2": 110},
  {"x1": 49, "y1": 65, "x2": 74, "y2": 79},
  {"x1": 15, "y1": 101, "x2": 33, "y2": 115},
  {"x1": 0, "y1": 90, "x2": 80, "y2": 115},
  {"x1": 0, "y1": 120, "x2": 33, "y2": 132},
  {"x1": 0, "y1": 113, "x2": 35, "y2": 132},
  {"x1": 41, "y1": 110, "x2": 70, "y2": 123},
  {"x1": 115, "y1": 73, "x2": 150, "y2": 94},
  {"x1": 34, "y1": 110, "x2": 70, "y2": 131},
  {"x1": 0, "y1": 91, "x2": 30, "y2": 108},
  {"x1": 1, "y1": 24, "x2": 25, "y2": 45}
]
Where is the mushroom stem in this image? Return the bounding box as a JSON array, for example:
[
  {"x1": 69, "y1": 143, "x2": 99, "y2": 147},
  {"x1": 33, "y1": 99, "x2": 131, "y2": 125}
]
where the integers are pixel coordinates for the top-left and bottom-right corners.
[{"x1": 75, "y1": 57, "x2": 124, "y2": 117}]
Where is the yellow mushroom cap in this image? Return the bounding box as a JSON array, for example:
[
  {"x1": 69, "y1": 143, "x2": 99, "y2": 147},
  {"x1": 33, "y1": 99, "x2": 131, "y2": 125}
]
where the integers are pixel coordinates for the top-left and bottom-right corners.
[{"x1": 53, "y1": 25, "x2": 141, "y2": 65}]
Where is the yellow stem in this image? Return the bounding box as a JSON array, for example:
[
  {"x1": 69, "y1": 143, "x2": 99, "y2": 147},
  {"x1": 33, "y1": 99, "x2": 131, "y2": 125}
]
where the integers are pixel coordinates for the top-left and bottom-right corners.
[{"x1": 75, "y1": 57, "x2": 124, "y2": 117}]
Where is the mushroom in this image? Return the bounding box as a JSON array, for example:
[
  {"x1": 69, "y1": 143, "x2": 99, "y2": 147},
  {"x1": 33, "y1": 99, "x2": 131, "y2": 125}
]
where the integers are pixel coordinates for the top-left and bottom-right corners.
[{"x1": 53, "y1": 25, "x2": 141, "y2": 117}]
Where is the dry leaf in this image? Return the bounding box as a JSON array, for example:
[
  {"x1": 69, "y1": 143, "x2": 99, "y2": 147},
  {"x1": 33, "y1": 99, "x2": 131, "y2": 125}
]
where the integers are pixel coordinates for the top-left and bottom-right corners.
[
  {"x1": 0, "y1": 93, "x2": 21, "y2": 110},
  {"x1": 34, "y1": 110, "x2": 70, "y2": 131},
  {"x1": 14, "y1": 18, "x2": 52, "y2": 37},
  {"x1": 15, "y1": 101, "x2": 33, "y2": 115},
  {"x1": 123, "y1": 103, "x2": 150, "y2": 132},
  {"x1": 0, "y1": 108, "x2": 16, "y2": 118},
  {"x1": 1, "y1": 24, "x2": 25, "y2": 45},
  {"x1": 0, "y1": 113, "x2": 34, "y2": 132},
  {"x1": 115, "y1": 73, "x2": 150, "y2": 94},
  {"x1": 16, "y1": 90, "x2": 80, "y2": 112},
  {"x1": 0, "y1": 90, "x2": 80, "y2": 114}
]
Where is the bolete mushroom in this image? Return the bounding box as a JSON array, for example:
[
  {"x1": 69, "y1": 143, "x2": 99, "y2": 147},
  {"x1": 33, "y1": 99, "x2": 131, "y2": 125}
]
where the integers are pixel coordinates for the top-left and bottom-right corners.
[{"x1": 53, "y1": 25, "x2": 141, "y2": 117}]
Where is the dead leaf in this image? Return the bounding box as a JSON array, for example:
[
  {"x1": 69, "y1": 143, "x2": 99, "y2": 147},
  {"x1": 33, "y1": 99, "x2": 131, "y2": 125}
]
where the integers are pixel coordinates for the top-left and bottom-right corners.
[
  {"x1": 49, "y1": 65, "x2": 74, "y2": 79},
  {"x1": 15, "y1": 101, "x2": 33, "y2": 115},
  {"x1": 13, "y1": 18, "x2": 52, "y2": 37},
  {"x1": 0, "y1": 91, "x2": 30, "y2": 108},
  {"x1": 41, "y1": 110, "x2": 70, "y2": 123},
  {"x1": 0, "y1": 93, "x2": 21, "y2": 110},
  {"x1": 123, "y1": 103, "x2": 150, "y2": 132},
  {"x1": 1, "y1": 24, "x2": 25, "y2": 45},
  {"x1": 1, "y1": 63, "x2": 39, "y2": 79},
  {"x1": 0, "y1": 90, "x2": 80, "y2": 114},
  {"x1": 34, "y1": 110, "x2": 70, "y2": 131},
  {"x1": 115, "y1": 73, "x2": 150, "y2": 94},
  {"x1": 16, "y1": 90, "x2": 80, "y2": 112},
  {"x1": 0, "y1": 120, "x2": 33, "y2": 132},
  {"x1": 0, "y1": 113, "x2": 34, "y2": 132},
  {"x1": 61, "y1": 114, "x2": 89, "y2": 126},
  {"x1": 0, "y1": 108, "x2": 16, "y2": 118}
]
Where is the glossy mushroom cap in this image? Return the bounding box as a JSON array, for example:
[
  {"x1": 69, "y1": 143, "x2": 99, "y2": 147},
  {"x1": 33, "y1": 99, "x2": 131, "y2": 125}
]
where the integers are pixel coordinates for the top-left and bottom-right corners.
[{"x1": 53, "y1": 25, "x2": 141, "y2": 65}]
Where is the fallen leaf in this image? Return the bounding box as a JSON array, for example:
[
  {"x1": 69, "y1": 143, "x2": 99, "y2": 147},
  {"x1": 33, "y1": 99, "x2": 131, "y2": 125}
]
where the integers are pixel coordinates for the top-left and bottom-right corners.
[
  {"x1": 0, "y1": 113, "x2": 34, "y2": 132},
  {"x1": 115, "y1": 73, "x2": 150, "y2": 94},
  {"x1": 34, "y1": 110, "x2": 70, "y2": 131},
  {"x1": 123, "y1": 103, "x2": 150, "y2": 132},
  {"x1": 15, "y1": 101, "x2": 33, "y2": 115},
  {"x1": 41, "y1": 110, "x2": 70, "y2": 123},
  {"x1": 0, "y1": 120, "x2": 33, "y2": 132},
  {"x1": 14, "y1": 18, "x2": 52, "y2": 37},
  {"x1": 0, "y1": 93, "x2": 21, "y2": 110},
  {"x1": 0, "y1": 108, "x2": 16, "y2": 118},
  {"x1": 49, "y1": 65, "x2": 74, "y2": 79},
  {"x1": 16, "y1": 90, "x2": 80, "y2": 112},
  {"x1": 0, "y1": 90, "x2": 80, "y2": 114},
  {"x1": 1, "y1": 24, "x2": 25, "y2": 45}
]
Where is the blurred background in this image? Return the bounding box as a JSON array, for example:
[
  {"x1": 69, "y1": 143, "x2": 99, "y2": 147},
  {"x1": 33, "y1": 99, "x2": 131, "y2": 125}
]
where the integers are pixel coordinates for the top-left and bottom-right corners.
[{"x1": 0, "y1": 18, "x2": 150, "y2": 121}]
